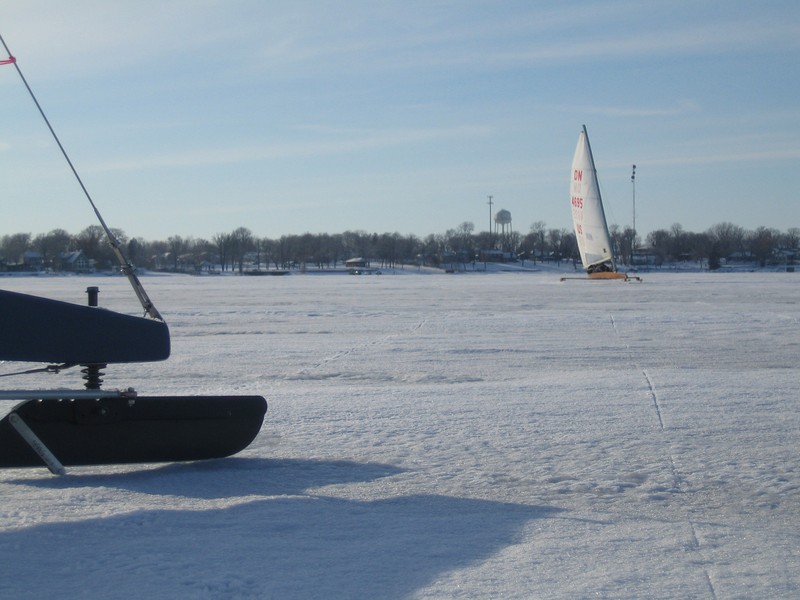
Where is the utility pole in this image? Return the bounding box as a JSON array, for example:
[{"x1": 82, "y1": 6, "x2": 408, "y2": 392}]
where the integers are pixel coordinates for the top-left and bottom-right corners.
[
  {"x1": 631, "y1": 165, "x2": 636, "y2": 263},
  {"x1": 487, "y1": 195, "x2": 494, "y2": 248}
]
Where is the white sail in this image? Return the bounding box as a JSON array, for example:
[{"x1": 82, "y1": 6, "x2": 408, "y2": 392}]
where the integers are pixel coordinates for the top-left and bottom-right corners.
[{"x1": 570, "y1": 125, "x2": 615, "y2": 272}]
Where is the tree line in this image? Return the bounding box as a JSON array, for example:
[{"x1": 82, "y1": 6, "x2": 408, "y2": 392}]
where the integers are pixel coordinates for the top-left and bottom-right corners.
[{"x1": 1, "y1": 221, "x2": 798, "y2": 273}]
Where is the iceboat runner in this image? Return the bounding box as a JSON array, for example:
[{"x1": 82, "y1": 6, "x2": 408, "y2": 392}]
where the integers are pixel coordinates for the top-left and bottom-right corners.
[
  {"x1": 563, "y1": 125, "x2": 640, "y2": 282},
  {"x1": 0, "y1": 35, "x2": 266, "y2": 474}
]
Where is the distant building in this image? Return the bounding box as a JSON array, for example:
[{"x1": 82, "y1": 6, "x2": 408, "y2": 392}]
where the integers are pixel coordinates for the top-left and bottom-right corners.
[
  {"x1": 22, "y1": 251, "x2": 44, "y2": 270},
  {"x1": 478, "y1": 249, "x2": 515, "y2": 263},
  {"x1": 345, "y1": 257, "x2": 369, "y2": 268},
  {"x1": 60, "y1": 250, "x2": 91, "y2": 272}
]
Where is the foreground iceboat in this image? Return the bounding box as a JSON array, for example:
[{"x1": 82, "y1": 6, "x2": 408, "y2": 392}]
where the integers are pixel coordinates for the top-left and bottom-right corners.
[
  {"x1": 0, "y1": 35, "x2": 266, "y2": 474},
  {"x1": 564, "y1": 125, "x2": 639, "y2": 282}
]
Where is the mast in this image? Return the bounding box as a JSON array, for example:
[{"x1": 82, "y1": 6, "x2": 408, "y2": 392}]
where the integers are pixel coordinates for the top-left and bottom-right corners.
[{"x1": 0, "y1": 33, "x2": 163, "y2": 321}]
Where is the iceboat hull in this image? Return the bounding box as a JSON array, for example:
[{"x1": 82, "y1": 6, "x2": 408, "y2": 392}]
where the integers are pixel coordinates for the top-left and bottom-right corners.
[{"x1": 0, "y1": 289, "x2": 170, "y2": 364}]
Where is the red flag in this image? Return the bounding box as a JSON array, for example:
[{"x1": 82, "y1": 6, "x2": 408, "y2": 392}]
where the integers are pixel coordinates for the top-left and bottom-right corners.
[{"x1": 1, "y1": 56, "x2": 16, "y2": 65}]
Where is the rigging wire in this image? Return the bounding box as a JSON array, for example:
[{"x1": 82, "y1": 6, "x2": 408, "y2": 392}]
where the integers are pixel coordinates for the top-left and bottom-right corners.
[
  {"x1": 0, "y1": 33, "x2": 164, "y2": 322},
  {"x1": 0, "y1": 363, "x2": 76, "y2": 378}
]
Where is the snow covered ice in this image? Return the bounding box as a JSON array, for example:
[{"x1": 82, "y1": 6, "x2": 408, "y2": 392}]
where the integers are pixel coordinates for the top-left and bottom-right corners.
[{"x1": 1, "y1": 270, "x2": 798, "y2": 598}]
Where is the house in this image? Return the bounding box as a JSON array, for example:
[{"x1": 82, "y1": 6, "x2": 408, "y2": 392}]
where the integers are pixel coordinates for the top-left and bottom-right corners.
[
  {"x1": 22, "y1": 251, "x2": 44, "y2": 270},
  {"x1": 345, "y1": 257, "x2": 369, "y2": 268},
  {"x1": 59, "y1": 250, "x2": 91, "y2": 272}
]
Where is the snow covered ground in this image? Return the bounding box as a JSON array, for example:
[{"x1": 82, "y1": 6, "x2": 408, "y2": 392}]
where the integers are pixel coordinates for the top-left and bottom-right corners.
[{"x1": 1, "y1": 270, "x2": 798, "y2": 599}]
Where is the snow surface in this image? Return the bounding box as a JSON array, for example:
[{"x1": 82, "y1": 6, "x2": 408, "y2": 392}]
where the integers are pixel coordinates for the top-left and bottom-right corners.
[{"x1": 1, "y1": 270, "x2": 798, "y2": 599}]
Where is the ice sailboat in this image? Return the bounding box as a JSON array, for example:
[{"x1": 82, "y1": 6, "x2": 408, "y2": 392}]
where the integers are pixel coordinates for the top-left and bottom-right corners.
[
  {"x1": 0, "y1": 35, "x2": 266, "y2": 474},
  {"x1": 566, "y1": 125, "x2": 638, "y2": 281}
]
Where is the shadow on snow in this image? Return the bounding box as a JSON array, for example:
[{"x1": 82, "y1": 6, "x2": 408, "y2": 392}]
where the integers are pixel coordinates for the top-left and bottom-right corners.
[{"x1": 1, "y1": 458, "x2": 562, "y2": 598}]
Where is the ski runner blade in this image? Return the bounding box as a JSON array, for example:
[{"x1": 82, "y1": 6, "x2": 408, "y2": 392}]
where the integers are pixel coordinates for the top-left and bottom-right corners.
[{"x1": 0, "y1": 395, "x2": 267, "y2": 469}]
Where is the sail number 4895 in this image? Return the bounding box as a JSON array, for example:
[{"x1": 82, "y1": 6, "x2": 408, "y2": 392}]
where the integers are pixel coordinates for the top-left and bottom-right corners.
[{"x1": 571, "y1": 196, "x2": 583, "y2": 209}]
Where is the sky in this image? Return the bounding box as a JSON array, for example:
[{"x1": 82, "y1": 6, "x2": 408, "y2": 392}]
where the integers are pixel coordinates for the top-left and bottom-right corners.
[{"x1": 1, "y1": 1, "x2": 799, "y2": 242}]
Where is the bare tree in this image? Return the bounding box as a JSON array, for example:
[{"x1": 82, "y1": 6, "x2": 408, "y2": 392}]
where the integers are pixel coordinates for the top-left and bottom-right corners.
[
  {"x1": 75, "y1": 225, "x2": 106, "y2": 267},
  {"x1": 212, "y1": 232, "x2": 233, "y2": 272},
  {"x1": 781, "y1": 228, "x2": 799, "y2": 252},
  {"x1": 127, "y1": 237, "x2": 146, "y2": 268},
  {"x1": 34, "y1": 229, "x2": 72, "y2": 269},
  {"x1": 748, "y1": 226, "x2": 779, "y2": 266},
  {"x1": 686, "y1": 231, "x2": 712, "y2": 266},
  {"x1": 1, "y1": 232, "x2": 32, "y2": 265},
  {"x1": 231, "y1": 227, "x2": 254, "y2": 273},
  {"x1": 547, "y1": 228, "x2": 563, "y2": 263},
  {"x1": 529, "y1": 221, "x2": 547, "y2": 262},
  {"x1": 646, "y1": 229, "x2": 671, "y2": 266},
  {"x1": 669, "y1": 223, "x2": 687, "y2": 261},
  {"x1": 561, "y1": 230, "x2": 577, "y2": 263},
  {"x1": 707, "y1": 222, "x2": 746, "y2": 260}
]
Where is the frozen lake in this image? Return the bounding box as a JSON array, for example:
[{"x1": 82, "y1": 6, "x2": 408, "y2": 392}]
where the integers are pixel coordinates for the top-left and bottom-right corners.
[{"x1": 1, "y1": 270, "x2": 798, "y2": 598}]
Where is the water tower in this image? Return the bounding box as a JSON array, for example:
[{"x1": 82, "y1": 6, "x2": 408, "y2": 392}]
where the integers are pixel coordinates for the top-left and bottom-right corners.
[{"x1": 494, "y1": 209, "x2": 512, "y2": 251}]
